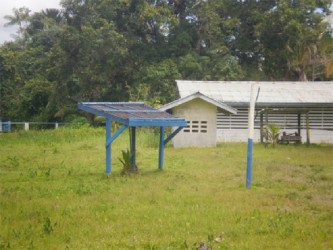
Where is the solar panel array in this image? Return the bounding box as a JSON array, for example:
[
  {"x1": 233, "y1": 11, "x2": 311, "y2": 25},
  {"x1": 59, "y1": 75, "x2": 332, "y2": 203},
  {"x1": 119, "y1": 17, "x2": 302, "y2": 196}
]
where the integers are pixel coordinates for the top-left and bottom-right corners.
[{"x1": 78, "y1": 102, "x2": 187, "y2": 127}]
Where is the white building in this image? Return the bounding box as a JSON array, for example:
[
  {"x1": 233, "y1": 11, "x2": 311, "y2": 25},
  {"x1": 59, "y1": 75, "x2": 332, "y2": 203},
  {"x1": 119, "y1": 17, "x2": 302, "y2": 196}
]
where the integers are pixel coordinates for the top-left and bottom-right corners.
[{"x1": 161, "y1": 81, "x2": 333, "y2": 147}]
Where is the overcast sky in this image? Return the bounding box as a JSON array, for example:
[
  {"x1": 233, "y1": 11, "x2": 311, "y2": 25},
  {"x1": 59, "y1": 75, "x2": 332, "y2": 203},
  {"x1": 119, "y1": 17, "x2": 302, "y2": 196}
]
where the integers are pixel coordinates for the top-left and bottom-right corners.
[{"x1": 0, "y1": 0, "x2": 61, "y2": 44}]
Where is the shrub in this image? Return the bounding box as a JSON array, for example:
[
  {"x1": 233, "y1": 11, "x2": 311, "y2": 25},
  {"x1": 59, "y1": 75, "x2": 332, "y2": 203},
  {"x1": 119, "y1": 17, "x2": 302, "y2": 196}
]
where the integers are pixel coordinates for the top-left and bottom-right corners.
[
  {"x1": 263, "y1": 124, "x2": 280, "y2": 147},
  {"x1": 118, "y1": 149, "x2": 138, "y2": 175}
]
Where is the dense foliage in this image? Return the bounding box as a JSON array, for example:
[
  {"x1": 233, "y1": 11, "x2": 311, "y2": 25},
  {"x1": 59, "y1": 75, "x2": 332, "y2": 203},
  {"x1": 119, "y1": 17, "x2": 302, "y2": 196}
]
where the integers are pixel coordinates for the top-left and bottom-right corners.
[{"x1": 0, "y1": 0, "x2": 332, "y2": 122}]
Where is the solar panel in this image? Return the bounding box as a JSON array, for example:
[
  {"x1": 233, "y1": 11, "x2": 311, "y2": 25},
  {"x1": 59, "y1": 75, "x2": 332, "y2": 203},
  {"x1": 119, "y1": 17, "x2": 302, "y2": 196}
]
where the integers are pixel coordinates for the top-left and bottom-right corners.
[{"x1": 78, "y1": 102, "x2": 187, "y2": 127}]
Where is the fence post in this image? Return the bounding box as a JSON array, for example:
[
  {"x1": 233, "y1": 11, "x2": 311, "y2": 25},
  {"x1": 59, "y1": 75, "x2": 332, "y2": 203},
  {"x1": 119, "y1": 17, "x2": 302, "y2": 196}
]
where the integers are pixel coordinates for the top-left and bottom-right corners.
[
  {"x1": 55, "y1": 122, "x2": 59, "y2": 129},
  {"x1": 24, "y1": 122, "x2": 29, "y2": 131}
]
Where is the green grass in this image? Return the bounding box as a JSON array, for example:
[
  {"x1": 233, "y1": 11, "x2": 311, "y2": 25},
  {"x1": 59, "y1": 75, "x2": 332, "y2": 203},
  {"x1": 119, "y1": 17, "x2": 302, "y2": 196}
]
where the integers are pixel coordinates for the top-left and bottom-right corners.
[{"x1": 0, "y1": 127, "x2": 332, "y2": 249}]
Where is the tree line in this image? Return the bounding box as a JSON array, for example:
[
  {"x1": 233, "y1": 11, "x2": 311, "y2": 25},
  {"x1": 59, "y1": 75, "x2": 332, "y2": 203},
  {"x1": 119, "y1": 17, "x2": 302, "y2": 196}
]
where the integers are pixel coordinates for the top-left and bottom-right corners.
[{"x1": 0, "y1": 0, "x2": 332, "y2": 123}]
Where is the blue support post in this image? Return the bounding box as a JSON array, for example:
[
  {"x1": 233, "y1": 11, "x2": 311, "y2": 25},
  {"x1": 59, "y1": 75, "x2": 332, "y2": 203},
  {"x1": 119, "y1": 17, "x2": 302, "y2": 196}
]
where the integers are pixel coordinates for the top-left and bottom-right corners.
[
  {"x1": 106, "y1": 118, "x2": 112, "y2": 175},
  {"x1": 106, "y1": 125, "x2": 127, "y2": 146},
  {"x1": 159, "y1": 127, "x2": 165, "y2": 170},
  {"x1": 246, "y1": 83, "x2": 258, "y2": 188},
  {"x1": 130, "y1": 127, "x2": 136, "y2": 169},
  {"x1": 163, "y1": 126, "x2": 184, "y2": 145},
  {"x1": 246, "y1": 138, "x2": 253, "y2": 188}
]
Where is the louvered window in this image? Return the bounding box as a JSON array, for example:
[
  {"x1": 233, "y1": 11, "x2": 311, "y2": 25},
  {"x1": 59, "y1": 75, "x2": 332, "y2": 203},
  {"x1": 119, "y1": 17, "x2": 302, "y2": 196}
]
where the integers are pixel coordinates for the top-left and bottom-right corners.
[{"x1": 184, "y1": 121, "x2": 208, "y2": 133}]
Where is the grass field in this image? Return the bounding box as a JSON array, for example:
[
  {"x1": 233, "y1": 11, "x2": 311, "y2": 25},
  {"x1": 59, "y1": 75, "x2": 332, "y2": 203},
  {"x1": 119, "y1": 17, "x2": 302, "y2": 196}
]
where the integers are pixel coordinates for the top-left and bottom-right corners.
[{"x1": 0, "y1": 127, "x2": 332, "y2": 249}]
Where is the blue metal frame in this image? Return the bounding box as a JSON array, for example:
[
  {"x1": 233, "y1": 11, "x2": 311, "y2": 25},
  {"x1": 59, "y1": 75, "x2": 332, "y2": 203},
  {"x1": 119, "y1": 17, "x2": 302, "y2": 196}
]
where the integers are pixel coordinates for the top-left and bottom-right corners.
[
  {"x1": 106, "y1": 124, "x2": 128, "y2": 147},
  {"x1": 163, "y1": 127, "x2": 184, "y2": 145},
  {"x1": 106, "y1": 118, "x2": 112, "y2": 175},
  {"x1": 78, "y1": 102, "x2": 187, "y2": 175}
]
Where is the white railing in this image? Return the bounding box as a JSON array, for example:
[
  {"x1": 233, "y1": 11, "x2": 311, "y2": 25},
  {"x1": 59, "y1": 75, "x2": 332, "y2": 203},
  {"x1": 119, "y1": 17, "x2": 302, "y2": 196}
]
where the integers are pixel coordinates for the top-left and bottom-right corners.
[{"x1": 0, "y1": 121, "x2": 77, "y2": 132}]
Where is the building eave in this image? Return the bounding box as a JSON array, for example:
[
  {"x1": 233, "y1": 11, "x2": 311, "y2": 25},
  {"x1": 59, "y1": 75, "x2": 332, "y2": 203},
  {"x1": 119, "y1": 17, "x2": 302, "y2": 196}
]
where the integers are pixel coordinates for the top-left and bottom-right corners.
[{"x1": 160, "y1": 92, "x2": 237, "y2": 115}]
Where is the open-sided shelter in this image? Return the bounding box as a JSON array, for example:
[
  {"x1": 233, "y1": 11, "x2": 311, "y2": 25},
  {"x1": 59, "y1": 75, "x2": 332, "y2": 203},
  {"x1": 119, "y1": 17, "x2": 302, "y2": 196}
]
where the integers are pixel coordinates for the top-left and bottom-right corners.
[
  {"x1": 78, "y1": 102, "x2": 187, "y2": 174},
  {"x1": 161, "y1": 81, "x2": 333, "y2": 146}
]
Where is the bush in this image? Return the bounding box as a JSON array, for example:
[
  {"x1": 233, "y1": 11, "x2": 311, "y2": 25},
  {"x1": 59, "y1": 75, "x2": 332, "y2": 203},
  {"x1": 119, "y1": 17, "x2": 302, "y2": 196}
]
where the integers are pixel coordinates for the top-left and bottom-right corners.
[
  {"x1": 118, "y1": 149, "x2": 138, "y2": 175},
  {"x1": 64, "y1": 115, "x2": 89, "y2": 128}
]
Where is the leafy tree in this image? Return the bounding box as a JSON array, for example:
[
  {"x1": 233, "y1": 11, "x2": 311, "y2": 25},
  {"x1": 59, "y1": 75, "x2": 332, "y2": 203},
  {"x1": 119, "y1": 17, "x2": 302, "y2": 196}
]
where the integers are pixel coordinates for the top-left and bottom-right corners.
[
  {"x1": 1, "y1": 0, "x2": 332, "y2": 122},
  {"x1": 256, "y1": 0, "x2": 332, "y2": 80},
  {"x1": 130, "y1": 59, "x2": 181, "y2": 104}
]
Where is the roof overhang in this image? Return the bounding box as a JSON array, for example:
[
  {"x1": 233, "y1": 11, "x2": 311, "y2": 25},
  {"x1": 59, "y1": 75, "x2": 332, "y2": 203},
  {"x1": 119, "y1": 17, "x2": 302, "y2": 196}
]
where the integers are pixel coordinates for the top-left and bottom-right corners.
[
  {"x1": 160, "y1": 92, "x2": 237, "y2": 115},
  {"x1": 228, "y1": 102, "x2": 333, "y2": 114},
  {"x1": 258, "y1": 106, "x2": 333, "y2": 114}
]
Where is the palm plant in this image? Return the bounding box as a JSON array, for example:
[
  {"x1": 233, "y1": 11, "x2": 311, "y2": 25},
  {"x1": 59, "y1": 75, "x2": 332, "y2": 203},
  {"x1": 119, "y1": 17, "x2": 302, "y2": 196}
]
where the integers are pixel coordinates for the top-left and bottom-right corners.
[
  {"x1": 266, "y1": 124, "x2": 280, "y2": 148},
  {"x1": 4, "y1": 7, "x2": 31, "y2": 34},
  {"x1": 118, "y1": 149, "x2": 138, "y2": 175}
]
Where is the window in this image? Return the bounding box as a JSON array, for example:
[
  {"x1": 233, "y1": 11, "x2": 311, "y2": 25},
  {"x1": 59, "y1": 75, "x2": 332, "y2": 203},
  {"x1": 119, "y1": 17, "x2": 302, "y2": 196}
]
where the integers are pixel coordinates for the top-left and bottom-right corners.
[
  {"x1": 184, "y1": 121, "x2": 208, "y2": 133},
  {"x1": 200, "y1": 121, "x2": 207, "y2": 133}
]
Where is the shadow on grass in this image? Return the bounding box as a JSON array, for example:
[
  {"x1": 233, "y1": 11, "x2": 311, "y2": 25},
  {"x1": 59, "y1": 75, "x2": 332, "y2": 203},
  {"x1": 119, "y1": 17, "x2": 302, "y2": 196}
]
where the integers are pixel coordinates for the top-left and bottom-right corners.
[{"x1": 75, "y1": 168, "x2": 165, "y2": 180}]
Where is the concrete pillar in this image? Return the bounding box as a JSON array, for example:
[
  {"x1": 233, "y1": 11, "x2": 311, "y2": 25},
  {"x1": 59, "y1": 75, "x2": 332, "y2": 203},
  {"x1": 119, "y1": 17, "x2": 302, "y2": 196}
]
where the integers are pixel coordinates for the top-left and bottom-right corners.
[
  {"x1": 265, "y1": 110, "x2": 269, "y2": 142},
  {"x1": 260, "y1": 113, "x2": 263, "y2": 143},
  {"x1": 24, "y1": 122, "x2": 29, "y2": 131},
  {"x1": 306, "y1": 112, "x2": 310, "y2": 144}
]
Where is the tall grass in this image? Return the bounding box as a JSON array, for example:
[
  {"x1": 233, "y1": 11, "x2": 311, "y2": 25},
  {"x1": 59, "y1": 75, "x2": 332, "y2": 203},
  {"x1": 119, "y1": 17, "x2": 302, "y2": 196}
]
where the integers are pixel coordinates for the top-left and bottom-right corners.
[{"x1": 0, "y1": 127, "x2": 332, "y2": 249}]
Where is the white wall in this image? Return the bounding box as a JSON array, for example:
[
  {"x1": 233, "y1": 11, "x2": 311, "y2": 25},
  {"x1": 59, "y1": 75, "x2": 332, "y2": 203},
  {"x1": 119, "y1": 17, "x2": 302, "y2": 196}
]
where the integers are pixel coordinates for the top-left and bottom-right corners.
[
  {"x1": 217, "y1": 128, "x2": 333, "y2": 144},
  {"x1": 217, "y1": 108, "x2": 333, "y2": 144},
  {"x1": 170, "y1": 102, "x2": 333, "y2": 146},
  {"x1": 172, "y1": 99, "x2": 217, "y2": 147}
]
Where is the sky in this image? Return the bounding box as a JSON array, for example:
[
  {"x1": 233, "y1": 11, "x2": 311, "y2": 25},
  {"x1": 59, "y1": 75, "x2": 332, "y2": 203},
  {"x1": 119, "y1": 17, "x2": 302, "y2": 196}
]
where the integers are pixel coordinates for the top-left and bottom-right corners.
[{"x1": 0, "y1": 0, "x2": 61, "y2": 44}]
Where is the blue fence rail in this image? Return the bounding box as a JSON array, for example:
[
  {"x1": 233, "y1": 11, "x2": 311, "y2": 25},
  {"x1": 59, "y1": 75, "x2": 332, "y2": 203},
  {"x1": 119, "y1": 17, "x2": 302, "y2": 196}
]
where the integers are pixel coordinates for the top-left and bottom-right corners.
[{"x1": 0, "y1": 121, "x2": 11, "y2": 132}]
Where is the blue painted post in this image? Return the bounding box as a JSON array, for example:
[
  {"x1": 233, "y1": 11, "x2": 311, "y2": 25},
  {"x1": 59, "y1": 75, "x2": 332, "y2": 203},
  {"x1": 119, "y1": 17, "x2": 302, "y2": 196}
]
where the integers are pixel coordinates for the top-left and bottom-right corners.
[
  {"x1": 246, "y1": 138, "x2": 253, "y2": 188},
  {"x1": 246, "y1": 83, "x2": 258, "y2": 188},
  {"x1": 159, "y1": 127, "x2": 165, "y2": 170},
  {"x1": 106, "y1": 118, "x2": 112, "y2": 175},
  {"x1": 130, "y1": 127, "x2": 136, "y2": 169}
]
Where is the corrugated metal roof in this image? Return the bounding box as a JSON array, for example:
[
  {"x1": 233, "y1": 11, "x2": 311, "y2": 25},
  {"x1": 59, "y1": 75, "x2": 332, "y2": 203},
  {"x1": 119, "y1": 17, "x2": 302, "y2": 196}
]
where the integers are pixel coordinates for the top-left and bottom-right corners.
[
  {"x1": 176, "y1": 81, "x2": 333, "y2": 105},
  {"x1": 78, "y1": 102, "x2": 187, "y2": 127},
  {"x1": 160, "y1": 92, "x2": 237, "y2": 114}
]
